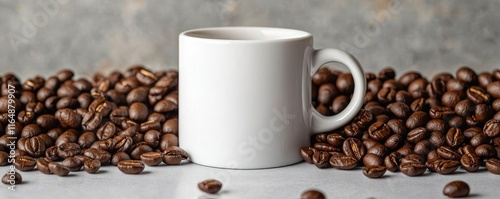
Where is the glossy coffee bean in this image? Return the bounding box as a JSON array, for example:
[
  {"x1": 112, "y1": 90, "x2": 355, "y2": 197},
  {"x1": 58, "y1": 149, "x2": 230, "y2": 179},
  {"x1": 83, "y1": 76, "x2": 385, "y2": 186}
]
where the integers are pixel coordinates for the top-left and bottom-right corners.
[
  {"x1": 342, "y1": 138, "x2": 366, "y2": 160},
  {"x1": 400, "y1": 163, "x2": 427, "y2": 176},
  {"x1": 484, "y1": 119, "x2": 500, "y2": 137},
  {"x1": 117, "y1": 160, "x2": 145, "y2": 174},
  {"x1": 2, "y1": 172, "x2": 22, "y2": 185},
  {"x1": 460, "y1": 153, "x2": 480, "y2": 172},
  {"x1": 301, "y1": 147, "x2": 318, "y2": 164},
  {"x1": 140, "y1": 152, "x2": 164, "y2": 166},
  {"x1": 445, "y1": 128, "x2": 465, "y2": 148},
  {"x1": 406, "y1": 111, "x2": 429, "y2": 129},
  {"x1": 363, "y1": 165, "x2": 386, "y2": 178},
  {"x1": 84, "y1": 160, "x2": 101, "y2": 174},
  {"x1": 363, "y1": 153, "x2": 383, "y2": 167},
  {"x1": 198, "y1": 179, "x2": 223, "y2": 194},
  {"x1": 48, "y1": 162, "x2": 70, "y2": 176},
  {"x1": 13, "y1": 156, "x2": 36, "y2": 171},
  {"x1": 111, "y1": 152, "x2": 131, "y2": 166},
  {"x1": 443, "y1": 181, "x2": 470, "y2": 198},
  {"x1": 36, "y1": 157, "x2": 52, "y2": 174},
  {"x1": 329, "y1": 155, "x2": 358, "y2": 170}
]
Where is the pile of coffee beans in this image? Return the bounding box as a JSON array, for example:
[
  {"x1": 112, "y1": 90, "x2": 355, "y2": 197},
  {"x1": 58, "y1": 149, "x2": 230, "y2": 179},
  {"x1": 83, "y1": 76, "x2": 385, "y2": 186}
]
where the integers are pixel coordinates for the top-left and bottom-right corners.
[
  {"x1": 304, "y1": 66, "x2": 500, "y2": 196},
  {"x1": 0, "y1": 66, "x2": 188, "y2": 178}
]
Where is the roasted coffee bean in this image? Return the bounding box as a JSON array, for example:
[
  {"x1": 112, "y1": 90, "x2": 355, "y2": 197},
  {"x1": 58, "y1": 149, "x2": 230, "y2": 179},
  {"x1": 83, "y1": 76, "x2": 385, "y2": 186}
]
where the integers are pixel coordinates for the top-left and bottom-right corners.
[
  {"x1": 443, "y1": 181, "x2": 470, "y2": 198},
  {"x1": 331, "y1": 95, "x2": 348, "y2": 113},
  {"x1": 91, "y1": 139, "x2": 116, "y2": 152},
  {"x1": 126, "y1": 87, "x2": 149, "y2": 104},
  {"x1": 62, "y1": 157, "x2": 83, "y2": 172},
  {"x1": 84, "y1": 148, "x2": 112, "y2": 164},
  {"x1": 384, "y1": 134, "x2": 403, "y2": 149},
  {"x1": 325, "y1": 133, "x2": 345, "y2": 147},
  {"x1": 89, "y1": 98, "x2": 113, "y2": 117},
  {"x1": 48, "y1": 162, "x2": 70, "y2": 176},
  {"x1": 24, "y1": 136, "x2": 46, "y2": 158},
  {"x1": 445, "y1": 128, "x2": 465, "y2": 148},
  {"x1": 163, "y1": 146, "x2": 188, "y2": 165},
  {"x1": 363, "y1": 153, "x2": 384, "y2": 167},
  {"x1": 82, "y1": 112, "x2": 102, "y2": 131},
  {"x1": 17, "y1": 110, "x2": 35, "y2": 124},
  {"x1": 486, "y1": 81, "x2": 500, "y2": 99},
  {"x1": 467, "y1": 86, "x2": 490, "y2": 104},
  {"x1": 314, "y1": 142, "x2": 340, "y2": 152},
  {"x1": 128, "y1": 102, "x2": 149, "y2": 122},
  {"x1": 429, "y1": 131, "x2": 445, "y2": 148},
  {"x1": 130, "y1": 143, "x2": 153, "y2": 160},
  {"x1": 21, "y1": 124, "x2": 42, "y2": 138},
  {"x1": 96, "y1": 122, "x2": 117, "y2": 140},
  {"x1": 367, "y1": 144, "x2": 388, "y2": 157},
  {"x1": 78, "y1": 131, "x2": 97, "y2": 148},
  {"x1": 407, "y1": 127, "x2": 428, "y2": 144},
  {"x1": 485, "y1": 158, "x2": 500, "y2": 174},
  {"x1": 400, "y1": 162, "x2": 427, "y2": 176},
  {"x1": 437, "y1": 146, "x2": 461, "y2": 160},
  {"x1": 406, "y1": 111, "x2": 429, "y2": 129},
  {"x1": 388, "y1": 102, "x2": 411, "y2": 119},
  {"x1": 377, "y1": 87, "x2": 396, "y2": 104},
  {"x1": 376, "y1": 114, "x2": 390, "y2": 123},
  {"x1": 56, "y1": 96, "x2": 79, "y2": 109},
  {"x1": 368, "y1": 79, "x2": 382, "y2": 94},
  {"x1": 456, "y1": 66, "x2": 477, "y2": 84},
  {"x1": 398, "y1": 72, "x2": 422, "y2": 87},
  {"x1": 36, "y1": 87, "x2": 54, "y2": 102},
  {"x1": 312, "y1": 68, "x2": 334, "y2": 86},
  {"x1": 343, "y1": 124, "x2": 361, "y2": 137},
  {"x1": 470, "y1": 133, "x2": 489, "y2": 148},
  {"x1": 140, "y1": 151, "x2": 163, "y2": 166},
  {"x1": 429, "y1": 106, "x2": 455, "y2": 119},
  {"x1": 312, "y1": 151, "x2": 331, "y2": 168},
  {"x1": 442, "y1": 90, "x2": 463, "y2": 108},
  {"x1": 446, "y1": 79, "x2": 466, "y2": 92},
  {"x1": 430, "y1": 159, "x2": 460, "y2": 174},
  {"x1": 13, "y1": 156, "x2": 36, "y2": 171},
  {"x1": 111, "y1": 152, "x2": 131, "y2": 166},
  {"x1": 160, "y1": 133, "x2": 178, "y2": 151},
  {"x1": 368, "y1": 121, "x2": 391, "y2": 141},
  {"x1": 426, "y1": 119, "x2": 447, "y2": 133},
  {"x1": 475, "y1": 144, "x2": 496, "y2": 158},
  {"x1": 401, "y1": 154, "x2": 424, "y2": 165},
  {"x1": 478, "y1": 72, "x2": 494, "y2": 88},
  {"x1": 198, "y1": 179, "x2": 223, "y2": 194},
  {"x1": 44, "y1": 145, "x2": 59, "y2": 161},
  {"x1": 2, "y1": 172, "x2": 22, "y2": 185},
  {"x1": 460, "y1": 145, "x2": 476, "y2": 155},
  {"x1": 363, "y1": 165, "x2": 386, "y2": 178},
  {"x1": 342, "y1": 138, "x2": 366, "y2": 160},
  {"x1": 301, "y1": 147, "x2": 317, "y2": 164},
  {"x1": 337, "y1": 73, "x2": 354, "y2": 93},
  {"x1": 387, "y1": 119, "x2": 406, "y2": 136},
  {"x1": 36, "y1": 157, "x2": 52, "y2": 174},
  {"x1": 484, "y1": 119, "x2": 500, "y2": 137},
  {"x1": 460, "y1": 153, "x2": 480, "y2": 172},
  {"x1": 414, "y1": 140, "x2": 432, "y2": 155},
  {"x1": 317, "y1": 83, "x2": 338, "y2": 105},
  {"x1": 408, "y1": 78, "x2": 428, "y2": 98},
  {"x1": 315, "y1": 133, "x2": 328, "y2": 143},
  {"x1": 84, "y1": 159, "x2": 101, "y2": 174},
  {"x1": 36, "y1": 114, "x2": 59, "y2": 129},
  {"x1": 57, "y1": 143, "x2": 81, "y2": 158},
  {"x1": 113, "y1": 135, "x2": 133, "y2": 152},
  {"x1": 117, "y1": 160, "x2": 145, "y2": 174},
  {"x1": 55, "y1": 108, "x2": 82, "y2": 129},
  {"x1": 329, "y1": 155, "x2": 358, "y2": 170}
]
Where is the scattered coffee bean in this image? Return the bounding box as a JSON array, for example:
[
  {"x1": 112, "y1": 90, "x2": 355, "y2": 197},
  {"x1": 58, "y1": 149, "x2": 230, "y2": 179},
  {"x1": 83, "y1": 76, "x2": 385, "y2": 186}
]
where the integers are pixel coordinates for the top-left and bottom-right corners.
[
  {"x1": 117, "y1": 160, "x2": 145, "y2": 174},
  {"x1": 2, "y1": 172, "x2": 22, "y2": 185},
  {"x1": 198, "y1": 179, "x2": 223, "y2": 194},
  {"x1": 443, "y1": 181, "x2": 470, "y2": 198},
  {"x1": 140, "y1": 151, "x2": 163, "y2": 166},
  {"x1": 363, "y1": 165, "x2": 386, "y2": 178}
]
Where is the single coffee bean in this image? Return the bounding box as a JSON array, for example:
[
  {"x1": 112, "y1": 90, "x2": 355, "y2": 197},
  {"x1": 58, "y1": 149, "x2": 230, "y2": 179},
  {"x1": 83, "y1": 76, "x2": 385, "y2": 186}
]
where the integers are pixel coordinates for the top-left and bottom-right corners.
[
  {"x1": 315, "y1": 133, "x2": 328, "y2": 143},
  {"x1": 401, "y1": 154, "x2": 424, "y2": 165},
  {"x1": 406, "y1": 111, "x2": 429, "y2": 129},
  {"x1": 84, "y1": 159, "x2": 101, "y2": 174},
  {"x1": 2, "y1": 172, "x2": 22, "y2": 185},
  {"x1": 17, "y1": 110, "x2": 35, "y2": 125},
  {"x1": 154, "y1": 99, "x2": 178, "y2": 113},
  {"x1": 486, "y1": 81, "x2": 500, "y2": 99},
  {"x1": 442, "y1": 90, "x2": 463, "y2": 108},
  {"x1": 437, "y1": 146, "x2": 461, "y2": 160},
  {"x1": 36, "y1": 157, "x2": 52, "y2": 174},
  {"x1": 48, "y1": 162, "x2": 70, "y2": 176},
  {"x1": 126, "y1": 87, "x2": 149, "y2": 104},
  {"x1": 384, "y1": 134, "x2": 403, "y2": 150},
  {"x1": 160, "y1": 134, "x2": 179, "y2": 151},
  {"x1": 368, "y1": 121, "x2": 391, "y2": 141},
  {"x1": 111, "y1": 152, "x2": 131, "y2": 166},
  {"x1": 326, "y1": 133, "x2": 345, "y2": 147},
  {"x1": 329, "y1": 155, "x2": 358, "y2": 170},
  {"x1": 89, "y1": 98, "x2": 113, "y2": 117},
  {"x1": 430, "y1": 159, "x2": 460, "y2": 174},
  {"x1": 400, "y1": 163, "x2": 427, "y2": 176},
  {"x1": 363, "y1": 153, "x2": 384, "y2": 167},
  {"x1": 426, "y1": 119, "x2": 447, "y2": 133},
  {"x1": 388, "y1": 102, "x2": 411, "y2": 119},
  {"x1": 55, "y1": 108, "x2": 82, "y2": 129},
  {"x1": 363, "y1": 165, "x2": 386, "y2": 178},
  {"x1": 429, "y1": 106, "x2": 455, "y2": 120},
  {"x1": 342, "y1": 138, "x2": 366, "y2": 160},
  {"x1": 470, "y1": 133, "x2": 489, "y2": 148},
  {"x1": 456, "y1": 66, "x2": 477, "y2": 84},
  {"x1": 84, "y1": 148, "x2": 112, "y2": 164},
  {"x1": 45, "y1": 145, "x2": 59, "y2": 161},
  {"x1": 475, "y1": 144, "x2": 496, "y2": 158},
  {"x1": 484, "y1": 119, "x2": 500, "y2": 137},
  {"x1": 140, "y1": 151, "x2": 164, "y2": 166},
  {"x1": 113, "y1": 135, "x2": 133, "y2": 152},
  {"x1": 61, "y1": 157, "x2": 82, "y2": 172},
  {"x1": 0, "y1": 151, "x2": 8, "y2": 166},
  {"x1": 117, "y1": 160, "x2": 145, "y2": 174},
  {"x1": 443, "y1": 181, "x2": 470, "y2": 198},
  {"x1": 96, "y1": 121, "x2": 117, "y2": 140},
  {"x1": 460, "y1": 153, "x2": 480, "y2": 172},
  {"x1": 301, "y1": 147, "x2": 318, "y2": 164},
  {"x1": 485, "y1": 158, "x2": 500, "y2": 174},
  {"x1": 414, "y1": 140, "x2": 432, "y2": 155},
  {"x1": 57, "y1": 143, "x2": 81, "y2": 158},
  {"x1": 312, "y1": 68, "x2": 334, "y2": 86},
  {"x1": 408, "y1": 78, "x2": 428, "y2": 98},
  {"x1": 377, "y1": 87, "x2": 397, "y2": 104},
  {"x1": 446, "y1": 79, "x2": 466, "y2": 92},
  {"x1": 21, "y1": 124, "x2": 42, "y2": 138},
  {"x1": 429, "y1": 131, "x2": 445, "y2": 148},
  {"x1": 312, "y1": 151, "x2": 331, "y2": 168},
  {"x1": 337, "y1": 73, "x2": 354, "y2": 93},
  {"x1": 130, "y1": 143, "x2": 153, "y2": 160},
  {"x1": 162, "y1": 118, "x2": 179, "y2": 135},
  {"x1": 332, "y1": 95, "x2": 348, "y2": 113},
  {"x1": 367, "y1": 144, "x2": 388, "y2": 158},
  {"x1": 24, "y1": 136, "x2": 46, "y2": 158},
  {"x1": 198, "y1": 179, "x2": 223, "y2": 194},
  {"x1": 467, "y1": 86, "x2": 490, "y2": 104},
  {"x1": 398, "y1": 71, "x2": 422, "y2": 87},
  {"x1": 13, "y1": 156, "x2": 36, "y2": 171},
  {"x1": 78, "y1": 131, "x2": 98, "y2": 148},
  {"x1": 445, "y1": 128, "x2": 465, "y2": 148},
  {"x1": 317, "y1": 83, "x2": 338, "y2": 105},
  {"x1": 407, "y1": 127, "x2": 428, "y2": 144},
  {"x1": 387, "y1": 119, "x2": 406, "y2": 135}
]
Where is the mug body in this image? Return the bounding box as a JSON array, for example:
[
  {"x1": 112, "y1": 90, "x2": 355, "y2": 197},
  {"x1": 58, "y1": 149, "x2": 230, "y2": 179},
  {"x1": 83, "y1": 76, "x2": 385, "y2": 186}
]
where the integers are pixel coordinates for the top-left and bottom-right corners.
[{"x1": 179, "y1": 27, "x2": 313, "y2": 169}]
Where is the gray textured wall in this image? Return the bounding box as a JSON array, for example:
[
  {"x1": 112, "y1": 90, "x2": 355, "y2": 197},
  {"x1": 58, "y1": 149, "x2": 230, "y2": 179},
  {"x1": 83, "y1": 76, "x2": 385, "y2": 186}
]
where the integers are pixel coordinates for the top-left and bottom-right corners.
[{"x1": 1, "y1": 0, "x2": 499, "y2": 79}]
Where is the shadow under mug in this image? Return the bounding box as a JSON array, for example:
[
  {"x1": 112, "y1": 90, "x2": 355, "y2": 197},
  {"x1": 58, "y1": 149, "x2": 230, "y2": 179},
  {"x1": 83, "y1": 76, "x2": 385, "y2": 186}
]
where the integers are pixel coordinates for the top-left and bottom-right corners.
[{"x1": 179, "y1": 27, "x2": 366, "y2": 169}]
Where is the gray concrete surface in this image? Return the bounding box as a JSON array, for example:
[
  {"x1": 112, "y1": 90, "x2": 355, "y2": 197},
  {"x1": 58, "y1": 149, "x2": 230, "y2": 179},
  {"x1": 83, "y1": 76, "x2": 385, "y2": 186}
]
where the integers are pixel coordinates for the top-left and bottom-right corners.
[{"x1": 1, "y1": 0, "x2": 499, "y2": 79}]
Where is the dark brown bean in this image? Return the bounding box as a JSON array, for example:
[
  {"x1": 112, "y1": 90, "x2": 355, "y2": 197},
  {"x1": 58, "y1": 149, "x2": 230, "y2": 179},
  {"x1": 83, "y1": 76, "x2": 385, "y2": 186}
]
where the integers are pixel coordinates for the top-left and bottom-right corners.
[
  {"x1": 48, "y1": 162, "x2": 70, "y2": 176},
  {"x1": 443, "y1": 181, "x2": 470, "y2": 198},
  {"x1": 342, "y1": 138, "x2": 366, "y2": 160},
  {"x1": 198, "y1": 179, "x2": 223, "y2": 194},
  {"x1": 84, "y1": 159, "x2": 101, "y2": 174},
  {"x1": 13, "y1": 156, "x2": 36, "y2": 171},
  {"x1": 140, "y1": 151, "x2": 164, "y2": 166},
  {"x1": 117, "y1": 160, "x2": 145, "y2": 174},
  {"x1": 363, "y1": 165, "x2": 386, "y2": 178}
]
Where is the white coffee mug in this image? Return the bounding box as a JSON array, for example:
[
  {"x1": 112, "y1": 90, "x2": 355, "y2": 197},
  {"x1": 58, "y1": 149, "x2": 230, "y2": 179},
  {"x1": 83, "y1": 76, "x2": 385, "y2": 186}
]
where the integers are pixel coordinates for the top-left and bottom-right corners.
[{"x1": 179, "y1": 27, "x2": 366, "y2": 169}]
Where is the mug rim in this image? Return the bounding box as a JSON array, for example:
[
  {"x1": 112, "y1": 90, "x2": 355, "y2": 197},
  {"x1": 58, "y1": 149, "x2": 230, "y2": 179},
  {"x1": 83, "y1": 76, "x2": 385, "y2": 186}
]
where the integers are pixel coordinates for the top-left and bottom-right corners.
[{"x1": 180, "y1": 26, "x2": 312, "y2": 43}]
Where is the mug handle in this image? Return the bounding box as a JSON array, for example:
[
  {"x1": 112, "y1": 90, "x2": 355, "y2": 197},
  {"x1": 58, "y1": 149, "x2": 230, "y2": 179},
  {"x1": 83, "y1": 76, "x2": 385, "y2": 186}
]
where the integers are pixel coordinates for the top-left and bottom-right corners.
[{"x1": 311, "y1": 48, "x2": 366, "y2": 133}]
